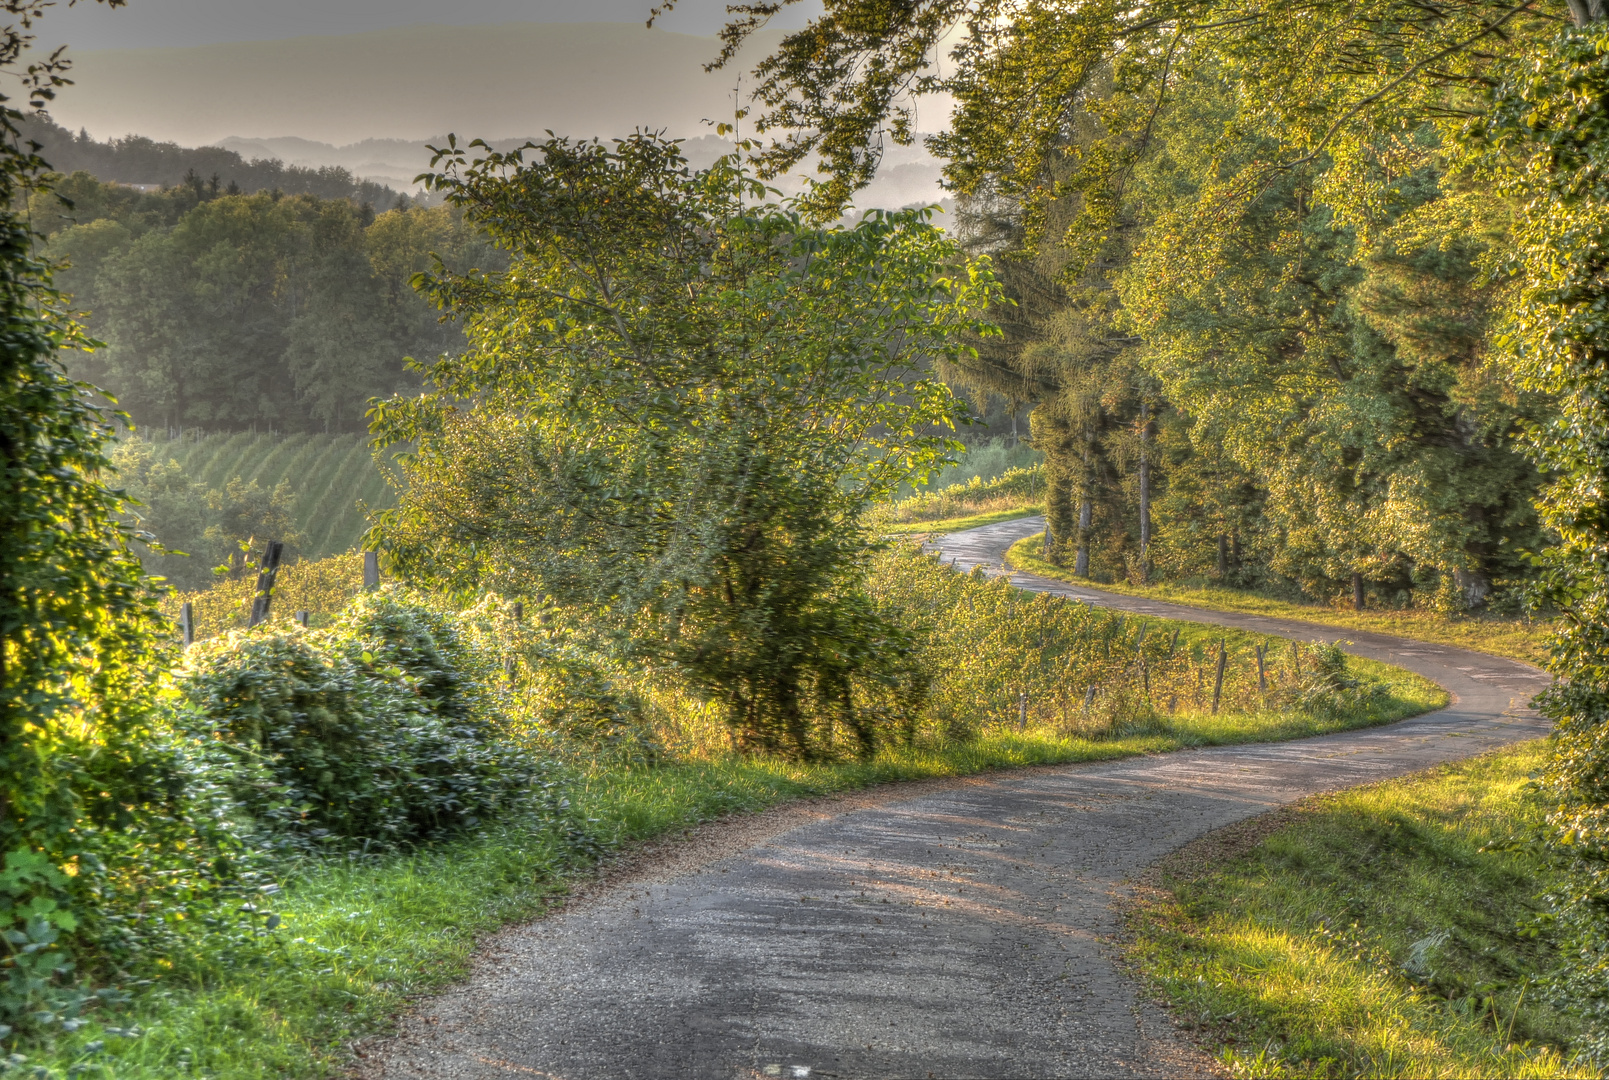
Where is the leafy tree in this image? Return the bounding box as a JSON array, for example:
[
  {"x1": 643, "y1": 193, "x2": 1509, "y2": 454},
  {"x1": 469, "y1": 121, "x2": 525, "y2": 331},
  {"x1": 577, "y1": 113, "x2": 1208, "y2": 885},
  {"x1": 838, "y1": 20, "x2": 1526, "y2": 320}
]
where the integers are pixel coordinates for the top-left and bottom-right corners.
[
  {"x1": 372, "y1": 133, "x2": 999, "y2": 758},
  {"x1": 1479, "y1": 18, "x2": 1609, "y2": 1052},
  {"x1": 0, "y1": 0, "x2": 261, "y2": 1036}
]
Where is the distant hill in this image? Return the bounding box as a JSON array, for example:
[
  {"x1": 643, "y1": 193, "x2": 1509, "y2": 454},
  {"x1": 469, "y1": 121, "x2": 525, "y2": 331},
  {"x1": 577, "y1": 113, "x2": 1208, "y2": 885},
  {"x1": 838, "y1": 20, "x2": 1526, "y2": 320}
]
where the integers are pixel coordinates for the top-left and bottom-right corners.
[
  {"x1": 51, "y1": 22, "x2": 792, "y2": 148},
  {"x1": 45, "y1": 21, "x2": 951, "y2": 211},
  {"x1": 21, "y1": 114, "x2": 403, "y2": 205}
]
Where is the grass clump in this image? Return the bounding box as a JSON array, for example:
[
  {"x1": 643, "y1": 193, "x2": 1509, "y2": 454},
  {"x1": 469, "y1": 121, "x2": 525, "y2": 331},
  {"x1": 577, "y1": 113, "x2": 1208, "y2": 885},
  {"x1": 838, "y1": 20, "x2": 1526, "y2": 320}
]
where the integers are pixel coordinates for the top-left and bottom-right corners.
[
  {"x1": 1007, "y1": 532, "x2": 1552, "y2": 666},
  {"x1": 1126, "y1": 742, "x2": 1593, "y2": 1079}
]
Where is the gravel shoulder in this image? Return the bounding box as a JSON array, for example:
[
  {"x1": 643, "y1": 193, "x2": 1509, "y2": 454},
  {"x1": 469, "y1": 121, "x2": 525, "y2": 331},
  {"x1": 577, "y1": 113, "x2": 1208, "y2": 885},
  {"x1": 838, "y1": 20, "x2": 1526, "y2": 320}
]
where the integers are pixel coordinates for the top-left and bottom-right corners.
[{"x1": 359, "y1": 517, "x2": 1550, "y2": 1080}]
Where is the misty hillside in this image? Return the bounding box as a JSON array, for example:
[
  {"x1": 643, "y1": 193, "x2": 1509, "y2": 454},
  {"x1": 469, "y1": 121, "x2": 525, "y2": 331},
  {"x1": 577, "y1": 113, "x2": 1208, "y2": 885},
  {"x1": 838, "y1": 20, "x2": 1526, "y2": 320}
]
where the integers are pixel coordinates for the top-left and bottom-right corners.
[
  {"x1": 49, "y1": 21, "x2": 950, "y2": 213},
  {"x1": 213, "y1": 131, "x2": 952, "y2": 213},
  {"x1": 21, "y1": 114, "x2": 403, "y2": 205}
]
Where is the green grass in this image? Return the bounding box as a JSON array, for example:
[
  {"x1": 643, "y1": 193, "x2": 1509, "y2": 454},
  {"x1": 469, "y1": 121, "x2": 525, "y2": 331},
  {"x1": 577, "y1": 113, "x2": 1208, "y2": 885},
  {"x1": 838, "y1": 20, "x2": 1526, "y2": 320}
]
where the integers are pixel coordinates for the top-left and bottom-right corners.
[
  {"x1": 880, "y1": 504, "x2": 1042, "y2": 535},
  {"x1": 1006, "y1": 532, "x2": 1553, "y2": 667},
  {"x1": 25, "y1": 657, "x2": 1444, "y2": 1079},
  {"x1": 140, "y1": 432, "x2": 398, "y2": 558},
  {"x1": 1126, "y1": 742, "x2": 1591, "y2": 1078}
]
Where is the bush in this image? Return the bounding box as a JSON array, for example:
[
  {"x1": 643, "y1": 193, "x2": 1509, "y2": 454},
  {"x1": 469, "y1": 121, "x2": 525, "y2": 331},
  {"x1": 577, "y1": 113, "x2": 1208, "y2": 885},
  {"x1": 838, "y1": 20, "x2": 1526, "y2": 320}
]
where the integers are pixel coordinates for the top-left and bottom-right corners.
[{"x1": 178, "y1": 589, "x2": 549, "y2": 853}]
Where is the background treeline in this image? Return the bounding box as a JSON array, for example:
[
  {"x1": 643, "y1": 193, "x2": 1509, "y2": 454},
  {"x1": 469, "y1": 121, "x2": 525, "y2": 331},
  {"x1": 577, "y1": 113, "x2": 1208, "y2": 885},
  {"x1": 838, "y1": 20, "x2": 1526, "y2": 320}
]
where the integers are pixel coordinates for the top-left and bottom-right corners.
[
  {"x1": 20, "y1": 113, "x2": 402, "y2": 206},
  {"x1": 37, "y1": 168, "x2": 501, "y2": 434}
]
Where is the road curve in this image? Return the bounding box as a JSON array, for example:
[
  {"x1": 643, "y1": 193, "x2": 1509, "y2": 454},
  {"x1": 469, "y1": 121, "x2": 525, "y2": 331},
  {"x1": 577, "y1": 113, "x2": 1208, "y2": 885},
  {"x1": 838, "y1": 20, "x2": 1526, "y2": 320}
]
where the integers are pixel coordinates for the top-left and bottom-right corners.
[{"x1": 363, "y1": 517, "x2": 1551, "y2": 1080}]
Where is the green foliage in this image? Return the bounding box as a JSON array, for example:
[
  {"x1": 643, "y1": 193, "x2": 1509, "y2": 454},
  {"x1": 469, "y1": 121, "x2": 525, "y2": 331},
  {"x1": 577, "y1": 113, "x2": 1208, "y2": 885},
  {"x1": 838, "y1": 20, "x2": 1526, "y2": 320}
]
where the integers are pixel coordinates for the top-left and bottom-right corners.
[
  {"x1": 1470, "y1": 20, "x2": 1609, "y2": 1058},
  {"x1": 1128, "y1": 744, "x2": 1587, "y2": 1077},
  {"x1": 42, "y1": 175, "x2": 497, "y2": 434},
  {"x1": 881, "y1": 462, "x2": 1045, "y2": 525},
  {"x1": 0, "y1": 0, "x2": 274, "y2": 1040},
  {"x1": 373, "y1": 132, "x2": 1000, "y2": 760},
  {"x1": 178, "y1": 589, "x2": 548, "y2": 852}
]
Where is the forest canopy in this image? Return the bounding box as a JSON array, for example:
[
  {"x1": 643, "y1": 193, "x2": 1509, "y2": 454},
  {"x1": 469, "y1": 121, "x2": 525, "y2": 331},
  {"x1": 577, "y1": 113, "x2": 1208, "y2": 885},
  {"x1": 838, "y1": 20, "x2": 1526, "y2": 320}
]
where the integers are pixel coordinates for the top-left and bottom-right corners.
[{"x1": 37, "y1": 170, "x2": 495, "y2": 434}]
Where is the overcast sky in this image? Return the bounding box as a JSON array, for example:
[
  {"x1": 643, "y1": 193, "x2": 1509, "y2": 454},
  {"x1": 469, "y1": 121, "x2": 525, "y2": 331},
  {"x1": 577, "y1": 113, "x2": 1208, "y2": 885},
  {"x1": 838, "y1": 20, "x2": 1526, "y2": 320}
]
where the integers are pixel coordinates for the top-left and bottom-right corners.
[{"x1": 41, "y1": 0, "x2": 820, "y2": 51}]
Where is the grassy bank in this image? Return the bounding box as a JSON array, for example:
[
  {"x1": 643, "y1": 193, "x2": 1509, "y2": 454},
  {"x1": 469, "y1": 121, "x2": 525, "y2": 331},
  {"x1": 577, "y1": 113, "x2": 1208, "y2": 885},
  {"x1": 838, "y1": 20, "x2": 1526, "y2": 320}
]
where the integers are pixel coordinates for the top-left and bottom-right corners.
[
  {"x1": 876, "y1": 464, "x2": 1043, "y2": 533},
  {"x1": 1006, "y1": 533, "x2": 1552, "y2": 666},
  {"x1": 31, "y1": 655, "x2": 1442, "y2": 1077},
  {"x1": 1126, "y1": 742, "x2": 1591, "y2": 1079},
  {"x1": 881, "y1": 504, "x2": 1040, "y2": 536}
]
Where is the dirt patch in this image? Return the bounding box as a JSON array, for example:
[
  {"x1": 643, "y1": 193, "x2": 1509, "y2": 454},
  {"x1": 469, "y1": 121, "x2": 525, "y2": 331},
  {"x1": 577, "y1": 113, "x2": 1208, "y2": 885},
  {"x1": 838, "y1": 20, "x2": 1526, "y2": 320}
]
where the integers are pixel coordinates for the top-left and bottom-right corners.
[{"x1": 1135, "y1": 803, "x2": 1308, "y2": 892}]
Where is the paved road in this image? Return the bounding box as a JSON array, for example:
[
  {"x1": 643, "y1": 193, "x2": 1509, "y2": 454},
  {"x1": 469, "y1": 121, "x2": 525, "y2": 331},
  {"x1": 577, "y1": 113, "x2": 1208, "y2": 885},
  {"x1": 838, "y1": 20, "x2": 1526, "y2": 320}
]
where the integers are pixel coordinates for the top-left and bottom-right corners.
[{"x1": 363, "y1": 517, "x2": 1551, "y2": 1080}]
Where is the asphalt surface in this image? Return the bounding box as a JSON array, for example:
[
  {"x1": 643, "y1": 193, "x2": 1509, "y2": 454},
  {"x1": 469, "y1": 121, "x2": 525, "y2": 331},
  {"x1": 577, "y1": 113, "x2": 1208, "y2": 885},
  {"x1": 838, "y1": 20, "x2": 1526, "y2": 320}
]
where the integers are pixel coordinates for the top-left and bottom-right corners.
[{"x1": 361, "y1": 516, "x2": 1551, "y2": 1080}]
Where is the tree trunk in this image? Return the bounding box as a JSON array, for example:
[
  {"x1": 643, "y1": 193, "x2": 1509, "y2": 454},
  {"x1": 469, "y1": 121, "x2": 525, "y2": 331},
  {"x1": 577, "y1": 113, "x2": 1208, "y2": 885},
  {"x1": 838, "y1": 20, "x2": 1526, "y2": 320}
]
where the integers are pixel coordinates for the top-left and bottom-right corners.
[
  {"x1": 1217, "y1": 533, "x2": 1228, "y2": 578},
  {"x1": 1567, "y1": 0, "x2": 1606, "y2": 28},
  {"x1": 1454, "y1": 566, "x2": 1491, "y2": 610},
  {"x1": 1352, "y1": 572, "x2": 1365, "y2": 611},
  {"x1": 1137, "y1": 400, "x2": 1151, "y2": 583},
  {"x1": 1075, "y1": 441, "x2": 1092, "y2": 578}
]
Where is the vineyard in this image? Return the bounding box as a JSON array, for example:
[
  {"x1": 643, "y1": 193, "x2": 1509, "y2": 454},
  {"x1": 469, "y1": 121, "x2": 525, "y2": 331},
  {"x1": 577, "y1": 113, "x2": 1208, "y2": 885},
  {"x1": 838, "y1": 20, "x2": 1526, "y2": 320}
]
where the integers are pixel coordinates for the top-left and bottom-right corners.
[{"x1": 135, "y1": 431, "x2": 397, "y2": 557}]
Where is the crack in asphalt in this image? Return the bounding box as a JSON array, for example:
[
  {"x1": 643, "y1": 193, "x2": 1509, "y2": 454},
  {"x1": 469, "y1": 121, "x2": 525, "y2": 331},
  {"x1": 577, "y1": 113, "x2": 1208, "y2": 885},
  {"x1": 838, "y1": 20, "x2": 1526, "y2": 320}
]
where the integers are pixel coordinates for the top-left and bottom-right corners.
[{"x1": 359, "y1": 516, "x2": 1551, "y2": 1080}]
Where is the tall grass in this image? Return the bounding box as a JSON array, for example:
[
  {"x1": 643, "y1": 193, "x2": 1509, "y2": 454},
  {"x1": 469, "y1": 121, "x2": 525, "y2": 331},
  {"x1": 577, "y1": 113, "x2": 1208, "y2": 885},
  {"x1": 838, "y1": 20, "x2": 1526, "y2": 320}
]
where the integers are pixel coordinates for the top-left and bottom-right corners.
[
  {"x1": 898, "y1": 436, "x2": 1043, "y2": 496},
  {"x1": 1008, "y1": 532, "x2": 1554, "y2": 666}
]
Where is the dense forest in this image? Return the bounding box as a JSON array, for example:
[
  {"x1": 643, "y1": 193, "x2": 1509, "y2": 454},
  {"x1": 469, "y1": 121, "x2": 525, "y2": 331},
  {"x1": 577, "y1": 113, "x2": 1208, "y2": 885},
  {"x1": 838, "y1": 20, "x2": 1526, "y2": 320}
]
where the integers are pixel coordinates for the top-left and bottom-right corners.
[
  {"x1": 899, "y1": 50, "x2": 1545, "y2": 619},
  {"x1": 19, "y1": 113, "x2": 402, "y2": 206},
  {"x1": 36, "y1": 167, "x2": 497, "y2": 434}
]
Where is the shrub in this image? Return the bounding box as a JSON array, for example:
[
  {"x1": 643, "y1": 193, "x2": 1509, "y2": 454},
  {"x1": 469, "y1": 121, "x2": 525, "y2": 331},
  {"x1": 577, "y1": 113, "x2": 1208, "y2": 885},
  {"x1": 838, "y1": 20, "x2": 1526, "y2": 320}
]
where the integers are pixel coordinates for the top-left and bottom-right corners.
[{"x1": 178, "y1": 589, "x2": 548, "y2": 853}]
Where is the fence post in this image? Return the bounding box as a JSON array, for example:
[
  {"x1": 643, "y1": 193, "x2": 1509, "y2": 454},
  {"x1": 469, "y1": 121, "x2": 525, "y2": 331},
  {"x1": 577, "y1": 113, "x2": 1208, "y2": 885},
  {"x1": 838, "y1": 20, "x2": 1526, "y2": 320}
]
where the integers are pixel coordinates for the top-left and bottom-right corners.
[
  {"x1": 179, "y1": 601, "x2": 194, "y2": 648},
  {"x1": 1018, "y1": 690, "x2": 1028, "y2": 730},
  {"x1": 295, "y1": 610, "x2": 310, "y2": 628},
  {"x1": 1255, "y1": 643, "x2": 1268, "y2": 693},
  {"x1": 363, "y1": 551, "x2": 380, "y2": 592},
  {"x1": 1211, "y1": 640, "x2": 1227, "y2": 714},
  {"x1": 247, "y1": 541, "x2": 285, "y2": 629}
]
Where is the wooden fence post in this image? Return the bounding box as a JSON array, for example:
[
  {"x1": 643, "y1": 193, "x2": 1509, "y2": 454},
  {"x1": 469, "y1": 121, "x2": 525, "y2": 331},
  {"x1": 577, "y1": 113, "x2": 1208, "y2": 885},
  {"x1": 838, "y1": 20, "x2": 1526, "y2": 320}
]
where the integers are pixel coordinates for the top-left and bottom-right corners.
[
  {"x1": 363, "y1": 551, "x2": 380, "y2": 592},
  {"x1": 247, "y1": 541, "x2": 284, "y2": 629},
  {"x1": 1211, "y1": 640, "x2": 1227, "y2": 714},
  {"x1": 1255, "y1": 643, "x2": 1268, "y2": 693},
  {"x1": 179, "y1": 601, "x2": 194, "y2": 648},
  {"x1": 295, "y1": 610, "x2": 310, "y2": 628}
]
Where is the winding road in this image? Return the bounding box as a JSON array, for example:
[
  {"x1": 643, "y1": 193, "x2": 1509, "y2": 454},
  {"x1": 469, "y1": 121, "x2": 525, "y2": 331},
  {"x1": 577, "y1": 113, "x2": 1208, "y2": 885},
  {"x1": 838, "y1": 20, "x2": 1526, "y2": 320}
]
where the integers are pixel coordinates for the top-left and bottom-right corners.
[{"x1": 363, "y1": 516, "x2": 1550, "y2": 1080}]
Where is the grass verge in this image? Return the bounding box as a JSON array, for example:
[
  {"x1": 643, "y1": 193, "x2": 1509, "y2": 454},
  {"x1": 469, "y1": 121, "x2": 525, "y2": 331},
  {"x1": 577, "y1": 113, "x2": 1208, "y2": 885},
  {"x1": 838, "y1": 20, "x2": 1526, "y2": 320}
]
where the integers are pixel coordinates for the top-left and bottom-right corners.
[
  {"x1": 1006, "y1": 533, "x2": 1552, "y2": 666},
  {"x1": 38, "y1": 654, "x2": 1442, "y2": 1078},
  {"x1": 879, "y1": 503, "x2": 1041, "y2": 536},
  {"x1": 1124, "y1": 741, "x2": 1591, "y2": 1079}
]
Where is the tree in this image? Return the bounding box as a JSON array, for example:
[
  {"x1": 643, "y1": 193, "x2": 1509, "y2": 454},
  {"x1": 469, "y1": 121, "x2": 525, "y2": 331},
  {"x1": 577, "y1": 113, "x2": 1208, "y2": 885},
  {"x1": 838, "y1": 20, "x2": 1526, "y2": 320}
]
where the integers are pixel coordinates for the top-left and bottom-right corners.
[
  {"x1": 1479, "y1": 19, "x2": 1609, "y2": 1052},
  {"x1": 0, "y1": 0, "x2": 222, "y2": 1033},
  {"x1": 372, "y1": 133, "x2": 999, "y2": 758}
]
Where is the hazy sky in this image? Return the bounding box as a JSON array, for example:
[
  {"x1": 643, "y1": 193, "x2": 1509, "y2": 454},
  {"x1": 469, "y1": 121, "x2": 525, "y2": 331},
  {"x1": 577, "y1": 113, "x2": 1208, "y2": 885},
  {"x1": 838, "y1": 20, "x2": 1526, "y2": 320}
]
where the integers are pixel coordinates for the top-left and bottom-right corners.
[{"x1": 41, "y1": 0, "x2": 820, "y2": 51}]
